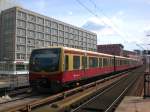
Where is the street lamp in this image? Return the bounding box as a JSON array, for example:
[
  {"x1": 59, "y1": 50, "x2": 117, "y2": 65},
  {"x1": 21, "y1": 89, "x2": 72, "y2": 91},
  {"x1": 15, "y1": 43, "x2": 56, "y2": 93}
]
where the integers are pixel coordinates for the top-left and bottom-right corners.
[{"x1": 146, "y1": 34, "x2": 150, "y2": 72}]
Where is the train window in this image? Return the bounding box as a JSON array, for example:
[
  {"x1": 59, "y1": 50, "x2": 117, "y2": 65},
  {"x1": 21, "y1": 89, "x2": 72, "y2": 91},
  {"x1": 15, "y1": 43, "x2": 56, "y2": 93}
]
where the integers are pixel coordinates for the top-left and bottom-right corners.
[
  {"x1": 64, "y1": 55, "x2": 69, "y2": 70},
  {"x1": 89, "y1": 57, "x2": 98, "y2": 67},
  {"x1": 112, "y1": 58, "x2": 114, "y2": 66},
  {"x1": 120, "y1": 60, "x2": 122, "y2": 65},
  {"x1": 119, "y1": 60, "x2": 121, "y2": 65},
  {"x1": 82, "y1": 56, "x2": 87, "y2": 69},
  {"x1": 117, "y1": 60, "x2": 119, "y2": 66},
  {"x1": 99, "y1": 58, "x2": 103, "y2": 67},
  {"x1": 109, "y1": 58, "x2": 111, "y2": 66},
  {"x1": 89, "y1": 57, "x2": 93, "y2": 67},
  {"x1": 116, "y1": 59, "x2": 119, "y2": 66},
  {"x1": 73, "y1": 56, "x2": 80, "y2": 69},
  {"x1": 103, "y1": 58, "x2": 108, "y2": 67},
  {"x1": 94, "y1": 58, "x2": 98, "y2": 67}
]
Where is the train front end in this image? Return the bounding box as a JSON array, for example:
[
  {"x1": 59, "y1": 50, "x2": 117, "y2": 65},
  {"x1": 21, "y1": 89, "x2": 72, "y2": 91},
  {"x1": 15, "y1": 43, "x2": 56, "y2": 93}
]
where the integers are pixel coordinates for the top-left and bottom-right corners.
[{"x1": 29, "y1": 47, "x2": 63, "y2": 92}]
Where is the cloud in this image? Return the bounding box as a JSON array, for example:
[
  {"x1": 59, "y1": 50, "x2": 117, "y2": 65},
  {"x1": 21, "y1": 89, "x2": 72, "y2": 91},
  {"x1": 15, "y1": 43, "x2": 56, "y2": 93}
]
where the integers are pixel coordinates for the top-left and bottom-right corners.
[
  {"x1": 0, "y1": 0, "x2": 21, "y2": 12},
  {"x1": 82, "y1": 20, "x2": 105, "y2": 31},
  {"x1": 82, "y1": 17, "x2": 117, "y2": 36}
]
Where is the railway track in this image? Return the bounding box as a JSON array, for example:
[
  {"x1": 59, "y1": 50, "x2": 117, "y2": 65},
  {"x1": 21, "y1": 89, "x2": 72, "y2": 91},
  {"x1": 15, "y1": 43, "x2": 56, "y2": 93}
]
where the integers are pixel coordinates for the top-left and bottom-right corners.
[
  {"x1": 58, "y1": 67, "x2": 144, "y2": 112},
  {"x1": 0, "y1": 87, "x2": 32, "y2": 104},
  {"x1": 0, "y1": 70, "x2": 130, "y2": 112},
  {"x1": 32, "y1": 66, "x2": 144, "y2": 112},
  {"x1": 0, "y1": 67, "x2": 143, "y2": 112}
]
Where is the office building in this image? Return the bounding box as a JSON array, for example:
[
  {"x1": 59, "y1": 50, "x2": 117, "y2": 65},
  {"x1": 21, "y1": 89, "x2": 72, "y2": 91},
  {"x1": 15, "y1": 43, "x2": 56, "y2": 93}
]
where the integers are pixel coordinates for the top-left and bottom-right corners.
[{"x1": 0, "y1": 7, "x2": 97, "y2": 75}]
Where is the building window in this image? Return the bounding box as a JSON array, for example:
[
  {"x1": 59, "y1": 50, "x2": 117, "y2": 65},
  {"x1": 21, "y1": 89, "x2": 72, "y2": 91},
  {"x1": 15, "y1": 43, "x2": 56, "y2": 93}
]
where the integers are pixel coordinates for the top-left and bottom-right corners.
[
  {"x1": 58, "y1": 37, "x2": 64, "y2": 43},
  {"x1": 64, "y1": 38, "x2": 68, "y2": 44},
  {"x1": 45, "y1": 27, "x2": 51, "y2": 34},
  {"x1": 51, "y1": 22, "x2": 58, "y2": 29},
  {"x1": 27, "y1": 46, "x2": 34, "y2": 52},
  {"x1": 36, "y1": 32, "x2": 44, "y2": 40},
  {"x1": 27, "y1": 38, "x2": 35, "y2": 46},
  {"x1": 17, "y1": 11, "x2": 26, "y2": 20},
  {"x1": 27, "y1": 22, "x2": 35, "y2": 30},
  {"x1": 45, "y1": 34, "x2": 51, "y2": 41},
  {"x1": 17, "y1": 20, "x2": 26, "y2": 28},
  {"x1": 17, "y1": 37, "x2": 26, "y2": 44},
  {"x1": 69, "y1": 34, "x2": 73, "y2": 39},
  {"x1": 59, "y1": 24, "x2": 64, "y2": 30},
  {"x1": 51, "y1": 28, "x2": 58, "y2": 36},
  {"x1": 79, "y1": 31, "x2": 83, "y2": 36},
  {"x1": 35, "y1": 40, "x2": 44, "y2": 47},
  {"x1": 16, "y1": 53, "x2": 25, "y2": 59},
  {"x1": 16, "y1": 64, "x2": 25, "y2": 71},
  {"x1": 69, "y1": 28, "x2": 73, "y2": 34},
  {"x1": 27, "y1": 30, "x2": 35, "y2": 38},
  {"x1": 16, "y1": 45, "x2": 26, "y2": 52},
  {"x1": 64, "y1": 26, "x2": 69, "y2": 32},
  {"x1": 59, "y1": 30, "x2": 64, "y2": 37},
  {"x1": 37, "y1": 17, "x2": 44, "y2": 25},
  {"x1": 64, "y1": 32, "x2": 69, "y2": 38},
  {"x1": 51, "y1": 36, "x2": 58, "y2": 42},
  {"x1": 45, "y1": 41, "x2": 51, "y2": 47},
  {"x1": 36, "y1": 25, "x2": 44, "y2": 32},
  {"x1": 17, "y1": 28, "x2": 26, "y2": 37},
  {"x1": 28, "y1": 14, "x2": 36, "y2": 22},
  {"x1": 45, "y1": 20, "x2": 51, "y2": 27}
]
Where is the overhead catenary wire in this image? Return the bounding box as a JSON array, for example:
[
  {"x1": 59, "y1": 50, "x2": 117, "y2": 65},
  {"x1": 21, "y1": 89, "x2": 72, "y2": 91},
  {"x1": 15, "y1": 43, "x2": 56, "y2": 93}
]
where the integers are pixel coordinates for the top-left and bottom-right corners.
[
  {"x1": 75, "y1": 0, "x2": 129, "y2": 43},
  {"x1": 75, "y1": 0, "x2": 147, "y2": 50}
]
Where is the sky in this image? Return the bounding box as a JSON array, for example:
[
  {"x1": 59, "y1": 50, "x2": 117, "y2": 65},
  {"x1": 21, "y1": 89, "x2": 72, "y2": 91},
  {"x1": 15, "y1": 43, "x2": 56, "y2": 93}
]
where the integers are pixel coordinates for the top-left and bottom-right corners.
[{"x1": 0, "y1": 0, "x2": 150, "y2": 51}]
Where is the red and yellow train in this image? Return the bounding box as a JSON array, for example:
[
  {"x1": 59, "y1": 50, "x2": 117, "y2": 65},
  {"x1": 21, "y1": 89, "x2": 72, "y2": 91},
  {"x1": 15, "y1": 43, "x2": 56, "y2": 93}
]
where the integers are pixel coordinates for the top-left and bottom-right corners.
[{"x1": 29, "y1": 46, "x2": 142, "y2": 92}]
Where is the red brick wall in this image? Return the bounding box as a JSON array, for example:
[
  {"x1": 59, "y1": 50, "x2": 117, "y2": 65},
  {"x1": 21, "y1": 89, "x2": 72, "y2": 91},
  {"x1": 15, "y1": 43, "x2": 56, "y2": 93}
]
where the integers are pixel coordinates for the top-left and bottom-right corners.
[{"x1": 97, "y1": 44, "x2": 123, "y2": 56}]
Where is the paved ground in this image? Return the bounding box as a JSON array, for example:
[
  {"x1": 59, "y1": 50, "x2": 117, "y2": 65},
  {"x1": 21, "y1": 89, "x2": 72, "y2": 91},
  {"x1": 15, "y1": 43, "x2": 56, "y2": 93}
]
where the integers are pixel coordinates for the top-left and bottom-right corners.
[{"x1": 115, "y1": 96, "x2": 150, "y2": 112}]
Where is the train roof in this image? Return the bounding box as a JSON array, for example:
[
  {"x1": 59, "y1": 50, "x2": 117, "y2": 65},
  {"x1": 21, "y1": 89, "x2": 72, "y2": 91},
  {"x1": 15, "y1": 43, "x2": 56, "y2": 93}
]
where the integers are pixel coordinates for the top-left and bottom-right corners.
[{"x1": 33, "y1": 46, "x2": 138, "y2": 61}]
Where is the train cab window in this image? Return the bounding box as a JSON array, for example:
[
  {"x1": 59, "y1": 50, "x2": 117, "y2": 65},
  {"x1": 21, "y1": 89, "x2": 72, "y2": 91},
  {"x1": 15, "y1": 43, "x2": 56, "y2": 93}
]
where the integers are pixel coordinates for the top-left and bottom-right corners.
[
  {"x1": 73, "y1": 56, "x2": 80, "y2": 69},
  {"x1": 64, "y1": 55, "x2": 69, "y2": 70},
  {"x1": 99, "y1": 58, "x2": 103, "y2": 67},
  {"x1": 82, "y1": 56, "x2": 87, "y2": 69}
]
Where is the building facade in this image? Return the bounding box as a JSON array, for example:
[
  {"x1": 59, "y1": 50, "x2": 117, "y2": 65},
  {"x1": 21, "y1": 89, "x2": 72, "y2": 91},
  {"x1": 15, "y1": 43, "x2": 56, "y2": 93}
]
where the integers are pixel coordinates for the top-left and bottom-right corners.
[
  {"x1": 123, "y1": 50, "x2": 136, "y2": 58},
  {"x1": 0, "y1": 7, "x2": 97, "y2": 75},
  {"x1": 97, "y1": 44, "x2": 124, "y2": 56}
]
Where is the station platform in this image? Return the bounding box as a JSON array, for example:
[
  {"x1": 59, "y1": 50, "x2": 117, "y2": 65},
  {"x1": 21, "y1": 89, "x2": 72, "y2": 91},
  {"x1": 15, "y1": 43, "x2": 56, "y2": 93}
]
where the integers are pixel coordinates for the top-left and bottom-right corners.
[
  {"x1": 115, "y1": 96, "x2": 150, "y2": 112},
  {"x1": 0, "y1": 75, "x2": 29, "y2": 89},
  {"x1": 0, "y1": 79, "x2": 9, "y2": 89}
]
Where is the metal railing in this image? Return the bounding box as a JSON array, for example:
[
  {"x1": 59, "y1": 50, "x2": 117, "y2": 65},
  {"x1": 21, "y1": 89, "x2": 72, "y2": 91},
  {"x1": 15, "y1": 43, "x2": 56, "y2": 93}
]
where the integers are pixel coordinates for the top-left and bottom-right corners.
[{"x1": 144, "y1": 72, "x2": 150, "y2": 98}]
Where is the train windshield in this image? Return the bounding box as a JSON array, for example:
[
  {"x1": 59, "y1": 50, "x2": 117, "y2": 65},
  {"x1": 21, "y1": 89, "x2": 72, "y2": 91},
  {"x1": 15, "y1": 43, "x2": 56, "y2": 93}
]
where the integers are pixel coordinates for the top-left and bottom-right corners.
[{"x1": 30, "y1": 48, "x2": 61, "y2": 72}]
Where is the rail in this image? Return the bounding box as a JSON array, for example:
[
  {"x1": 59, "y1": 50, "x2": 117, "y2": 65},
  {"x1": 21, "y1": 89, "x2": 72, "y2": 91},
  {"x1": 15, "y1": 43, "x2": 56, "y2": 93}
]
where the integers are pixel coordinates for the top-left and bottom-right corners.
[{"x1": 1, "y1": 71, "x2": 129, "y2": 112}]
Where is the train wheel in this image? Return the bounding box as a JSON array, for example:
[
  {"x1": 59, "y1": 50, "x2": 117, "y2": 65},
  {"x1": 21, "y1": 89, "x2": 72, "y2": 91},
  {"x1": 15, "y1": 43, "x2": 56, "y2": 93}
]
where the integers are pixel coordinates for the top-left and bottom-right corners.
[{"x1": 50, "y1": 81, "x2": 63, "y2": 93}]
